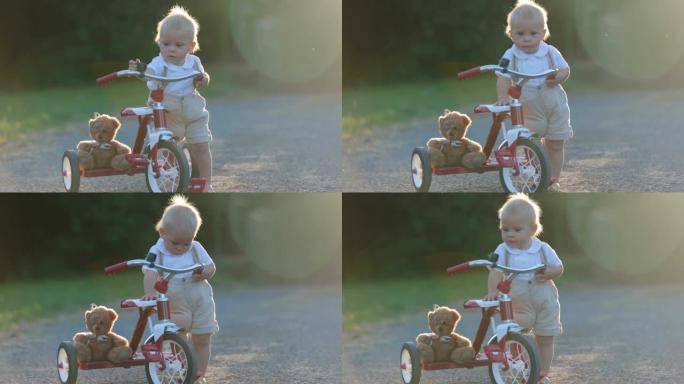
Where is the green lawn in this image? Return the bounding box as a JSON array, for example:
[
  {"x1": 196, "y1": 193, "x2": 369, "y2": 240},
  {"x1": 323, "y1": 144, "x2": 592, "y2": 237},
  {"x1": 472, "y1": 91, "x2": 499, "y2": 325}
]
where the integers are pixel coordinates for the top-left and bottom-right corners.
[
  {"x1": 0, "y1": 64, "x2": 265, "y2": 144},
  {"x1": 0, "y1": 261, "x2": 244, "y2": 332},
  {"x1": 342, "y1": 67, "x2": 600, "y2": 136}
]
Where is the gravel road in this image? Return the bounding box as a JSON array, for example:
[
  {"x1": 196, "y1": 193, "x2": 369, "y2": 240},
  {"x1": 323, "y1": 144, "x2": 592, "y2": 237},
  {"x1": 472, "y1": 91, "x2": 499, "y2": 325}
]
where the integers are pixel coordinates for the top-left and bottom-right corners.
[
  {"x1": 0, "y1": 285, "x2": 341, "y2": 383},
  {"x1": 342, "y1": 283, "x2": 684, "y2": 383},
  {"x1": 0, "y1": 91, "x2": 341, "y2": 192},
  {"x1": 344, "y1": 89, "x2": 684, "y2": 192}
]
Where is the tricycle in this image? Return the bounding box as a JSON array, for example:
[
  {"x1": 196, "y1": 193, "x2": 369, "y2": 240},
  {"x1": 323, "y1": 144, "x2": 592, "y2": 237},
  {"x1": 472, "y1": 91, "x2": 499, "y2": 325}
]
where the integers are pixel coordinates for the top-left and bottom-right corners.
[
  {"x1": 62, "y1": 68, "x2": 205, "y2": 193},
  {"x1": 411, "y1": 59, "x2": 556, "y2": 193},
  {"x1": 57, "y1": 257, "x2": 205, "y2": 384},
  {"x1": 400, "y1": 254, "x2": 545, "y2": 384}
]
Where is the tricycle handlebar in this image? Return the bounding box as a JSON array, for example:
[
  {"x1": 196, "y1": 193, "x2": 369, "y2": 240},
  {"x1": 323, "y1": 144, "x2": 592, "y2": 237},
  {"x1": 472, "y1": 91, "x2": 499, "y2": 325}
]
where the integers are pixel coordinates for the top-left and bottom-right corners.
[
  {"x1": 447, "y1": 259, "x2": 545, "y2": 275},
  {"x1": 104, "y1": 259, "x2": 204, "y2": 275},
  {"x1": 458, "y1": 64, "x2": 558, "y2": 81},
  {"x1": 96, "y1": 69, "x2": 203, "y2": 86}
]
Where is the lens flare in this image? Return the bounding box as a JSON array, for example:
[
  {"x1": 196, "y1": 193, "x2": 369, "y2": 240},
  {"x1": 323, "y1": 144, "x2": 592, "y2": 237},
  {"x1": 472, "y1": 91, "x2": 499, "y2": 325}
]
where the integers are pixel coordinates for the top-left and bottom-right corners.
[
  {"x1": 575, "y1": 1, "x2": 684, "y2": 81},
  {"x1": 566, "y1": 194, "x2": 684, "y2": 276},
  {"x1": 229, "y1": 0, "x2": 341, "y2": 84}
]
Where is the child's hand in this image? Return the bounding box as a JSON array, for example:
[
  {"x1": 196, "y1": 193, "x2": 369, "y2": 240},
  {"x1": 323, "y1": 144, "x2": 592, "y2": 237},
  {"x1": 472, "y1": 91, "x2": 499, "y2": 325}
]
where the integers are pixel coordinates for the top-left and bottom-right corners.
[
  {"x1": 534, "y1": 268, "x2": 552, "y2": 282},
  {"x1": 495, "y1": 96, "x2": 511, "y2": 106},
  {"x1": 545, "y1": 74, "x2": 561, "y2": 87},
  {"x1": 483, "y1": 292, "x2": 499, "y2": 301},
  {"x1": 192, "y1": 266, "x2": 206, "y2": 281},
  {"x1": 194, "y1": 72, "x2": 210, "y2": 87},
  {"x1": 142, "y1": 292, "x2": 157, "y2": 301}
]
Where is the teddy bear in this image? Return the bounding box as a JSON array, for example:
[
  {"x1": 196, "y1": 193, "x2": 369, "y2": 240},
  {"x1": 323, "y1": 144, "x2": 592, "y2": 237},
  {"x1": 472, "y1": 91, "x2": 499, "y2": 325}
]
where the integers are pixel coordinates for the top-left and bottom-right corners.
[
  {"x1": 73, "y1": 304, "x2": 132, "y2": 363},
  {"x1": 76, "y1": 113, "x2": 131, "y2": 171},
  {"x1": 426, "y1": 109, "x2": 486, "y2": 168},
  {"x1": 416, "y1": 305, "x2": 476, "y2": 364}
]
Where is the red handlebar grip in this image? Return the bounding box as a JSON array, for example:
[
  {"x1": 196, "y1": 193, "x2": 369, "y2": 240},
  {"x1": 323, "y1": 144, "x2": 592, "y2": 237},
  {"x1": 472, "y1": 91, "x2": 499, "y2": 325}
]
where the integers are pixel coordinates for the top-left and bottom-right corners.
[
  {"x1": 447, "y1": 262, "x2": 470, "y2": 274},
  {"x1": 457, "y1": 67, "x2": 481, "y2": 80},
  {"x1": 104, "y1": 261, "x2": 129, "y2": 274},
  {"x1": 96, "y1": 72, "x2": 118, "y2": 85}
]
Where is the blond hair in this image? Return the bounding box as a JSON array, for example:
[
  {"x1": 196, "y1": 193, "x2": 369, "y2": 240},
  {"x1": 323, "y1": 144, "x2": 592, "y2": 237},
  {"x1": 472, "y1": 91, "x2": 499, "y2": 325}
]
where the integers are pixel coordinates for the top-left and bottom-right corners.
[
  {"x1": 155, "y1": 5, "x2": 201, "y2": 52},
  {"x1": 156, "y1": 195, "x2": 203, "y2": 237},
  {"x1": 506, "y1": 0, "x2": 550, "y2": 40},
  {"x1": 498, "y1": 193, "x2": 543, "y2": 236}
]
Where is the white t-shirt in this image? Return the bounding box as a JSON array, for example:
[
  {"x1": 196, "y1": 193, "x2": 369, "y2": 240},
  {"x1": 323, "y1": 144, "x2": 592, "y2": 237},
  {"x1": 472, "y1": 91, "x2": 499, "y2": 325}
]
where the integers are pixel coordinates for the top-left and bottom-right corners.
[
  {"x1": 142, "y1": 238, "x2": 214, "y2": 279},
  {"x1": 146, "y1": 54, "x2": 205, "y2": 97},
  {"x1": 493, "y1": 238, "x2": 562, "y2": 280},
  {"x1": 496, "y1": 41, "x2": 569, "y2": 87}
]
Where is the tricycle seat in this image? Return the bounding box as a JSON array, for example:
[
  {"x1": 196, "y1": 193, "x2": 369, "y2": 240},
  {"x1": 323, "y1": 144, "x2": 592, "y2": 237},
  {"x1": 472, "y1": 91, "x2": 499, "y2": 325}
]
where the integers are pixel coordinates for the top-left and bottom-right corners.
[
  {"x1": 474, "y1": 104, "x2": 510, "y2": 114},
  {"x1": 463, "y1": 299, "x2": 499, "y2": 309},
  {"x1": 120, "y1": 298, "x2": 157, "y2": 309},
  {"x1": 121, "y1": 107, "x2": 153, "y2": 117}
]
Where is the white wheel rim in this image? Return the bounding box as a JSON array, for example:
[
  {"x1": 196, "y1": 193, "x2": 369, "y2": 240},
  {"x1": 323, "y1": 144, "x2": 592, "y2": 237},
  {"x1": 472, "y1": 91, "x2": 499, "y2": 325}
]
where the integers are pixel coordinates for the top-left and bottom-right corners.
[
  {"x1": 62, "y1": 157, "x2": 72, "y2": 190},
  {"x1": 401, "y1": 348, "x2": 413, "y2": 383},
  {"x1": 147, "y1": 148, "x2": 181, "y2": 192},
  {"x1": 501, "y1": 145, "x2": 542, "y2": 192},
  {"x1": 57, "y1": 347, "x2": 69, "y2": 382},
  {"x1": 148, "y1": 339, "x2": 190, "y2": 384},
  {"x1": 491, "y1": 339, "x2": 532, "y2": 384},
  {"x1": 411, "y1": 154, "x2": 423, "y2": 188}
]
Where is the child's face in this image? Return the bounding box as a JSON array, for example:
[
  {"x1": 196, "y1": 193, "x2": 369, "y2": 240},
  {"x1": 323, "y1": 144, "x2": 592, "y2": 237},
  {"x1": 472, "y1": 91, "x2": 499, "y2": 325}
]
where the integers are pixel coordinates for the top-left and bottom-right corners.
[
  {"x1": 158, "y1": 28, "x2": 195, "y2": 65},
  {"x1": 509, "y1": 17, "x2": 545, "y2": 54},
  {"x1": 500, "y1": 214, "x2": 536, "y2": 249},
  {"x1": 160, "y1": 228, "x2": 194, "y2": 255}
]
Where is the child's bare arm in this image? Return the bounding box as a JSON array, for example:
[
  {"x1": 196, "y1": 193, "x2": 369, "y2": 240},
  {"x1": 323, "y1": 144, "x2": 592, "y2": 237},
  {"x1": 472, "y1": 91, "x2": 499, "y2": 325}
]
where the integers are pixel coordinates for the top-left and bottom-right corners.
[
  {"x1": 143, "y1": 270, "x2": 160, "y2": 300},
  {"x1": 496, "y1": 76, "x2": 512, "y2": 105},
  {"x1": 535, "y1": 265, "x2": 563, "y2": 282},
  {"x1": 485, "y1": 269, "x2": 504, "y2": 300}
]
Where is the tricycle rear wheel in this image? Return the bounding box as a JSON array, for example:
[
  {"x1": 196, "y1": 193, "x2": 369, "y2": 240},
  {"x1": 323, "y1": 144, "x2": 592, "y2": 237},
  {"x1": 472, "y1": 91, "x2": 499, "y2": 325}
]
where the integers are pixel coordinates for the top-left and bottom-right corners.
[
  {"x1": 498, "y1": 138, "x2": 550, "y2": 193},
  {"x1": 57, "y1": 341, "x2": 78, "y2": 384},
  {"x1": 487, "y1": 333, "x2": 539, "y2": 384},
  {"x1": 144, "y1": 333, "x2": 197, "y2": 384},
  {"x1": 411, "y1": 147, "x2": 432, "y2": 192},
  {"x1": 400, "y1": 342, "x2": 422, "y2": 384},
  {"x1": 62, "y1": 150, "x2": 80, "y2": 193}
]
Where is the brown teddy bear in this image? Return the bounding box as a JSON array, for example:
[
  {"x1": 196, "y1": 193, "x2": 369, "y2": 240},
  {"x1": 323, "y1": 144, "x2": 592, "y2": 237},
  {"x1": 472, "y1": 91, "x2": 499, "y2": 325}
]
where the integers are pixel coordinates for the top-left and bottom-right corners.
[
  {"x1": 416, "y1": 305, "x2": 476, "y2": 364},
  {"x1": 426, "y1": 110, "x2": 486, "y2": 168},
  {"x1": 73, "y1": 304, "x2": 132, "y2": 363},
  {"x1": 77, "y1": 113, "x2": 131, "y2": 170}
]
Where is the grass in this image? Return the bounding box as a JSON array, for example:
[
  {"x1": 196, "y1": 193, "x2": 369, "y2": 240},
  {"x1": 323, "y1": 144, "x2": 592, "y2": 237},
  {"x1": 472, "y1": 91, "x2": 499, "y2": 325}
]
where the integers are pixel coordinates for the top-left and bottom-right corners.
[
  {"x1": 0, "y1": 63, "x2": 269, "y2": 144},
  {"x1": 0, "y1": 261, "x2": 245, "y2": 333},
  {"x1": 342, "y1": 257, "x2": 593, "y2": 331},
  {"x1": 342, "y1": 65, "x2": 602, "y2": 136}
]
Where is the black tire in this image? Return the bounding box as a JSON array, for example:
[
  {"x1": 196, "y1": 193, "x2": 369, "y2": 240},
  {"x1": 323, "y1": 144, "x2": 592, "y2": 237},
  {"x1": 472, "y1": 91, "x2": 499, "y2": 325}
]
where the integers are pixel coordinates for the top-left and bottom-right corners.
[
  {"x1": 62, "y1": 150, "x2": 80, "y2": 193},
  {"x1": 145, "y1": 140, "x2": 190, "y2": 193},
  {"x1": 411, "y1": 147, "x2": 432, "y2": 192},
  {"x1": 182, "y1": 144, "x2": 200, "y2": 178},
  {"x1": 400, "y1": 342, "x2": 422, "y2": 384},
  {"x1": 487, "y1": 333, "x2": 539, "y2": 384},
  {"x1": 57, "y1": 341, "x2": 78, "y2": 384},
  {"x1": 498, "y1": 138, "x2": 550, "y2": 193}
]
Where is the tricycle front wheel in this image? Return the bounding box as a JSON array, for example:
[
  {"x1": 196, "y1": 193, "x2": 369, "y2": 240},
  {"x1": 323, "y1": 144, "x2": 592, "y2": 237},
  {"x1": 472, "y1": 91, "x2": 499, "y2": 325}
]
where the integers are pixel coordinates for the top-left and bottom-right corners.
[
  {"x1": 145, "y1": 141, "x2": 190, "y2": 193},
  {"x1": 498, "y1": 138, "x2": 550, "y2": 193},
  {"x1": 57, "y1": 341, "x2": 78, "y2": 384},
  {"x1": 487, "y1": 333, "x2": 539, "y2": 384},
  {"x1": 411, "y1": 147, "x2": 432, "y2": 192},
  {"x1": 400, "y1": 342, "x2": 422, "y2": 384},
  {"x1": 144, "y1": 333, "x2": 197, "y2": 384}
]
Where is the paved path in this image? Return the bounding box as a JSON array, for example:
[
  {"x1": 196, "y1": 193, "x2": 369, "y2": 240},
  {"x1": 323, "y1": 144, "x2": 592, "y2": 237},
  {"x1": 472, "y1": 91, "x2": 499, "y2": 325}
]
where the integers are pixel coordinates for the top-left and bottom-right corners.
[
  {"x1": 0, "y1": 285, "x2": 341, "y2": 383},
  {"x1": 342, "y1": 283, "x2": 684, "y2": 383},
  {"x1": 344, "y1": 89, "x2": 684, "y2": 192},
  {"x1": 0, "y1": 92, "x2": 341, "y2": 192}
]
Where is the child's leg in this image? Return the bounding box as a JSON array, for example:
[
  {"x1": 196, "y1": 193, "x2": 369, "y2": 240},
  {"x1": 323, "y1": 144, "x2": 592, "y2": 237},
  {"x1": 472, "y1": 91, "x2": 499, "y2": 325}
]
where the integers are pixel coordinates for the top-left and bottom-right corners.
[
  {"x1": 189, "y1": 143, "x2": 213, "y2": 187},
  {"x1": 543, "y1": 139, "x2": 565, "y2": 180},
  {"x1": 535, "y1": 335, "x2": 555, "y2": 376},
  {"x1": 190, "y1": 333, "x2": 212, "y2": 376}
]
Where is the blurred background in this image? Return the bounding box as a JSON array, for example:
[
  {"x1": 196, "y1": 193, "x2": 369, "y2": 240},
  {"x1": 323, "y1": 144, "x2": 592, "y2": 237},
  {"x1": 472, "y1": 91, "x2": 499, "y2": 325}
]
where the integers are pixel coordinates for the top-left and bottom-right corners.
[
  {"x1": 343, "y1": 193, "x2": 684, "y2": 327},
  {"x1": 0, "y1": 193, "x2": 341, "y2": 330},
  {"x1": 343, "y1": 0, "x2": 684, "y2": 133},
  {"x1": 0, "y1": 0, "x2": 341, "y2": 142}
]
